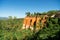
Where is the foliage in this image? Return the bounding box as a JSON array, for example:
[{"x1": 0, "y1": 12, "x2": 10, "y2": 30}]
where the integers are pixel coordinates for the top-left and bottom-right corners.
[
  {"x1": 0, "y1": 10, "x2": 60, "y2": 40},
  {"x1": 0, "y1": 16, "x2": 33, "y2": 40},
  {"x1": 23, "y1": 18, "x2": 60, "y2": 40}
]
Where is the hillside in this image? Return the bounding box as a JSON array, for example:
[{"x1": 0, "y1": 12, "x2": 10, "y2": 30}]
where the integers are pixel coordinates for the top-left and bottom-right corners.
[
  {"x1": 0, "y1": 17, "x2": 8, "y2": 20},
  {"x1": 0, "y1": 10, "x2": 60, "y2": 40}
]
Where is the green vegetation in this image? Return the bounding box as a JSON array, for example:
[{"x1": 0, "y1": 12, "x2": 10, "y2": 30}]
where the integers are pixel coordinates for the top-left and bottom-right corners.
[
  {"x1": 0, "y1": 16, "x2": 33, "y2": 40},
  {"x1": 0, "y1": 10, "x2": 60, "y2": 40},
  {"x1": 24, "y1": 18, "x2": 60, "y2": 40}
]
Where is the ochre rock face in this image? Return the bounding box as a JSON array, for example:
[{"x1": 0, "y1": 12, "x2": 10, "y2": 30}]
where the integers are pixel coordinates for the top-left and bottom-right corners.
[
  {"x1": 23, "y1": 17, "x2": 27, "y2": 25},
  {"x1": 41, "y1": 19, "x2": 46, "y2": 27},
  {"x1": 26, "y1": 17, "x2": 32, "y2": 27},
  {"x1": 22, "y1": 16, "x2": 32, "y2": 29},
  {"x1": 31, "y1": 17, "x2": 36, "y2": 26},
  {"x1": 36, "y1": 17, "x2": 41, "y2": 23},
  {"x1": 22, "y1": 16, "x2": 28, "y2": 29},
  {"x1": 36, "y1": 16, "x2": 41, "y2": 30},
  {"x1": 41, "y1": 15, "x2": 48, "y2": 28},
  {"x1": 43, "y1": 15, "x2": 48, "y2": 19},
  {"x1": 22, "y1": 15, "x2": 48, "y2": 30}
]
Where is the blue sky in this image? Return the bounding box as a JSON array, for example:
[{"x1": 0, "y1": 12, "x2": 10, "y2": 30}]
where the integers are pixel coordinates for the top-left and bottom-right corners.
[{"x1": 0, "y1": 0, "x2": 60, "y2": 18}]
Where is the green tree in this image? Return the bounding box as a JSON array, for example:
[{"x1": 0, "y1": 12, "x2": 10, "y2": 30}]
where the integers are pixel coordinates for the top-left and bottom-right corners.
[
  {"x1": 26, "y1": 12, "x2": 31, "y2": 16},
  {"x1": 47, "y1": 10, "x2": 57, "y2": 16}
]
